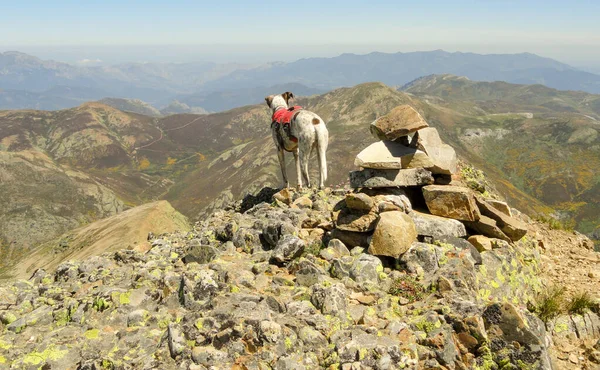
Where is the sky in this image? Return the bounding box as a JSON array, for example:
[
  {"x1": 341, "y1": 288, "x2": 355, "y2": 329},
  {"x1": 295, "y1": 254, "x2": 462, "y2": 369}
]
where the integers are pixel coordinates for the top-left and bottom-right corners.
[{"x1": 1, "y1": 0, "x2": 600, "y2": 70}]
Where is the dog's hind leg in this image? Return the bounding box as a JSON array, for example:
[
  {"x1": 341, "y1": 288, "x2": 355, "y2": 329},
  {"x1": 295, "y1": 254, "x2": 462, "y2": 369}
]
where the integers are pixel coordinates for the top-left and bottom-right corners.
[
  {"x1": 293, "y1": 148, "x2": 302, "y2": 190},
  {"x1": 298, "y1": 141, "x2": 312, "y2": 188},
  {"x1": 277, "y1": 149, "x2": 289, "y2": 188},
  {"x1": 316, "y1": 124, "x2": 328, "y2": 189}
]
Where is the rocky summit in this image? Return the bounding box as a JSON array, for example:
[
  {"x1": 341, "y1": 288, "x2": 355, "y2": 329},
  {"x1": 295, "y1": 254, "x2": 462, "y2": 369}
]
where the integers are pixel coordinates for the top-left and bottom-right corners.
[{"x1": 0, "y1": 105, "x2": 599, "y2": 370}]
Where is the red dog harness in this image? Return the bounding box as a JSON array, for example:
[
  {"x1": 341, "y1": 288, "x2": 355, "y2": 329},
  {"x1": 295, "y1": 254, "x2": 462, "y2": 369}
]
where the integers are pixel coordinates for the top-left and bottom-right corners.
[
  {"x1": 272, "y1": 106, "x2": 302, "y2": 145},
  {"x1": 272, "y1": 105, "x2": 303, "y2": 125}
]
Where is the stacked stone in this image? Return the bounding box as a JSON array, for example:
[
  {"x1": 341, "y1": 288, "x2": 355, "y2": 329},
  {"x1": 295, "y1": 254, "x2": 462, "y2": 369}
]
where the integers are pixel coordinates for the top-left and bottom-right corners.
[
  {"x1": 335, "y1": 104, "x2": 528, "y2": 259},
  {"x1": 350, "y1": 104, "x2": 458, "y2": 188}
]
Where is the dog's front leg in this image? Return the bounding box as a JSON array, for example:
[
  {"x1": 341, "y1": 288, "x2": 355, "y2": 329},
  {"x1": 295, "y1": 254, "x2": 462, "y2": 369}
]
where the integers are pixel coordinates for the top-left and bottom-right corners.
[
  {"x1": 277, "y1": 149, "x2": 289, "y2": 188},
  {"x1": 293, "y1": 148, "x2": 302, "y2": 190}
]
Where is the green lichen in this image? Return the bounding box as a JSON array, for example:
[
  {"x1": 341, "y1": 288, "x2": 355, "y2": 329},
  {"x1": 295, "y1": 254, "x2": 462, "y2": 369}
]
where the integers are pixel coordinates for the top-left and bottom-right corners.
[
  {"x1": 0, "y1": 355, "x2": 5, "y2": 364},
  {"x1": 53, "y1": 309, "x2": 70, "y2": 327},
  {"x1": 22, "y1": 344, "x2": 68, "y2": 366},
  {"x1": 119, "y1": 292, "x2": 131, "y2": 305},
  {"x1": 478, "y1": 288, "x2": 492, "y2": 301},
  {"x1": 414, "y1": 318, "x2": 439, "y2": 334},
  {"x1": 474, "y1": 341, "x2": 495, "y2": 370},
  {"x1": 85, "y1": 328, "x2": 100, "y2": 340},
  {"x1": 0, "y1": 340, "x2": 12, "y2": 350},
  {"x1": 285, "y1": 337, "x2": 293, "y2": 350},
  {"x1": 0, "y1": 312, "x2": 17, "y2": 325},
  {"x1": 516, "y1": 359, "x2": 539, "y2": 370},
  {"x1": 553, "y1": 322, "x2": 568, "y2": 334}
]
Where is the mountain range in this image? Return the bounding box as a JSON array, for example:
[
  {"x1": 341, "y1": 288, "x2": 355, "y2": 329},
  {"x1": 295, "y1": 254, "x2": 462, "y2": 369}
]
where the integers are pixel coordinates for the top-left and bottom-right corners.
[
  {"x1": 1, "y1": 75, "x2": 599, "y2": 272},
  {"x1": 2, "y1": 50, "x2": 600, "y2": 112}
]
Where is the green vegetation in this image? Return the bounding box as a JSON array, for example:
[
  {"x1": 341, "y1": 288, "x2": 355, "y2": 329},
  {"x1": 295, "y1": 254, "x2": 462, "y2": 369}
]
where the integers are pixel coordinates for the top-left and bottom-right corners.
[
  {"x1": 533, "y1": 214, "x2": 575, "y2": 231},
  {"x1": 530, "y1": 286, "x2": 597, "y2": 324},
  {"x1": 388, "y1": 275, "x2": 426, "y2": 303},
  {"x1": 567, "y1": 292, "x2": 596, "y2": 315},
  {"x1": 529, "y1": 286, "x2": 565, "y2": 324}
]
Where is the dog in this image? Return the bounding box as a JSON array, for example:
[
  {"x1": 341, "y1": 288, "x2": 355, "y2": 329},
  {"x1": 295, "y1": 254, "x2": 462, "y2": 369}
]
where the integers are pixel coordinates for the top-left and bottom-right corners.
[{"x1": 265, "y1": 91, "x2": 328, "y2": 189}]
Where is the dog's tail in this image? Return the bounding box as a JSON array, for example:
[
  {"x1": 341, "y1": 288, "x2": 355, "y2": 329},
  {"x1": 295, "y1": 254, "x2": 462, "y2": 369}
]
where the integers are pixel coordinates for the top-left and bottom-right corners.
[{"x1": 314, "y1": 119, "x2": 328, "y2": 187}]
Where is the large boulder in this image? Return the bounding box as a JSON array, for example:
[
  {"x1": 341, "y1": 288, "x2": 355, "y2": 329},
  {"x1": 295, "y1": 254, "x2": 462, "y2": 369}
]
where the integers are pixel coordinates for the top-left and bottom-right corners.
[
  {"x1": 475, "y1": 197, "x2": 527, "y2": 241},
  {"x1": 354, "y1": 140, "x2": 434, "y2": 170},
  {"x1": 350, "y1": 168, "x2": 434, "y2": 188},
  {"x1": 422, "y1": 185, "x2": 481, "y2": 221},
  {"x1": 370, "y1": 105, "x2": 429, "y2": 141},
  {"x1": 409, "y1": 211, "x2": 467, "y2": 238},
  {"x1": 414, "y1": 127, "x2": 458, "y2": 175},
  {"x1": 368, "y1": 211, "x2": 417, "y2": 258}
]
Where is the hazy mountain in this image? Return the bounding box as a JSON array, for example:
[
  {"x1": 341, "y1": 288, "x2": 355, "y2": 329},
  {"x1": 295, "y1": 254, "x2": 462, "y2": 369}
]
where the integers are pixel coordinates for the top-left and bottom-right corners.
[
  {"x1": 160, "y1": 100, "x2": 209, "y2": 115},
  {"x1": 174, "y1": 83, "x2": 325, "y2": 112},
  {"x1": 0, "y1": 51, "x2": 258, "y2": 103},
  {"x1": 98, "y1": 97, "x2": 162, "y2": 116},
  {"x1": 3, "y1": 50, "x2": 600, "y2": 112},
  {"x1": 202, "y1": 50, "x2": 600, "y2": 93}
]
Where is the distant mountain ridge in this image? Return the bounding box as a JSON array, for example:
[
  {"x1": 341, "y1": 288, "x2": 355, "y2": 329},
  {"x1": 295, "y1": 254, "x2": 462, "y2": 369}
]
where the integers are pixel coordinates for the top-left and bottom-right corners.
[
  {"x1": 201, "y1": 50, "x2": 600, "y2": 93},
  {"x1": 2, "y1": 50, "x2": 600, "y2": 112}
]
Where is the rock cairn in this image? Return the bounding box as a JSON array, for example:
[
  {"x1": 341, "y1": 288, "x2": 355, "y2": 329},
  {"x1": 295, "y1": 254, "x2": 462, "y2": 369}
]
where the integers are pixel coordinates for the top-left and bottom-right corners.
[{"x1": 337, "y1": 104, "x2": 528, "y2": 261}]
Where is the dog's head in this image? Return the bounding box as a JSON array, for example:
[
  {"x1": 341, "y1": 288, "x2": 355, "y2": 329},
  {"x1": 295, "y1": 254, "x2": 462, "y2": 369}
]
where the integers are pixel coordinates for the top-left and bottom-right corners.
[{"x1": 265, "y1": 91, "x2": 294, "y2": 112}]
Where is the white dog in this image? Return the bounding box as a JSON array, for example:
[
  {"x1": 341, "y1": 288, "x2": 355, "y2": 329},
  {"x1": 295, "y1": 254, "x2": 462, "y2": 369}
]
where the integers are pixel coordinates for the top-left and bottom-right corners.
[{"x1": 265, "y1": 92, "x2": 328, "y2": 189}]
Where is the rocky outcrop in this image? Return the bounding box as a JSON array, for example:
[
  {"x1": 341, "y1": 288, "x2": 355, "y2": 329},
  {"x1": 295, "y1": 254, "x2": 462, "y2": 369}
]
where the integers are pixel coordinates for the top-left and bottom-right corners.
[{"x1": 0, "y1": 187, "x2": 561, "y2": 369}]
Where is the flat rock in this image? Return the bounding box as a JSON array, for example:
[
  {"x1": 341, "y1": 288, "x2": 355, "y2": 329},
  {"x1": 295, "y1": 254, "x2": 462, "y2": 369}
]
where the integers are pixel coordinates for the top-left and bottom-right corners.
[
  {"x1": 467, "y1": 235, "x2": 493, "y2": 252},
  {"x1": 336, "y1": 208, "x2": 379, "y2": 232},
  {"x1": 350, "y1": 168, "x2": 434, "y2": 188},
  {"x1": 409, "y1": 211, "x2": 467, "y2": 238},
  {"x1": 475, "y1": 197, "x2": 527, "y2": 241},
  {"x1": 345, "y1": 193, "x2": 374, "y2": 212},
  {"x1": 368, "y1": 211, "x2": 417, "y2": 258},
  {"x1": 354, "y1": 140, "x2": 433, "y2": 170},
  {"x1": 422, "y1": 185, "x2": 481, "y2": 221},
  {"x1": 464, "y1": 215, "x2": 511, "y2": 242},
  {"x1": 370, "y1": 105, "x2": 429, "y2": 141},
  {"x1": 415, "y1": 127, "x2": 458, "y2": 175},
  {"x1": 487, "y1": 199, "x2": 512, "y2": 217}
]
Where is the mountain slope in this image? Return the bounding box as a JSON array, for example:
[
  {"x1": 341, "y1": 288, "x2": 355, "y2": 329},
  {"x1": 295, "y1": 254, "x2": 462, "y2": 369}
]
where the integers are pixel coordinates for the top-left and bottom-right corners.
[
  {"x1": 0, "y1": 103, "x2": 184, "y2": 264},
  {"x1": 4, "y1": 200, "x2": 189, "y2": 280}
]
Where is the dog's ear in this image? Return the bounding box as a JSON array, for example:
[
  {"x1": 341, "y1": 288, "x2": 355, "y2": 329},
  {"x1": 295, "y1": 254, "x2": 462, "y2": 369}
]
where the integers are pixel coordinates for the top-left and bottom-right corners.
[
  {"x1": 265, "y1": 95, "x2": 274, "y2": 107},
  {"x1": 282, "y1": 91, "x2": 295, "y2": 105}
]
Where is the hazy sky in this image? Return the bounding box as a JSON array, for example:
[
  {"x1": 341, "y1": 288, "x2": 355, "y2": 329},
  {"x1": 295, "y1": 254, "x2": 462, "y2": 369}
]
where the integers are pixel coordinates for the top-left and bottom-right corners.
[{"x1": 2, "y1": 0, "x2": 600, "y2": 70}]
